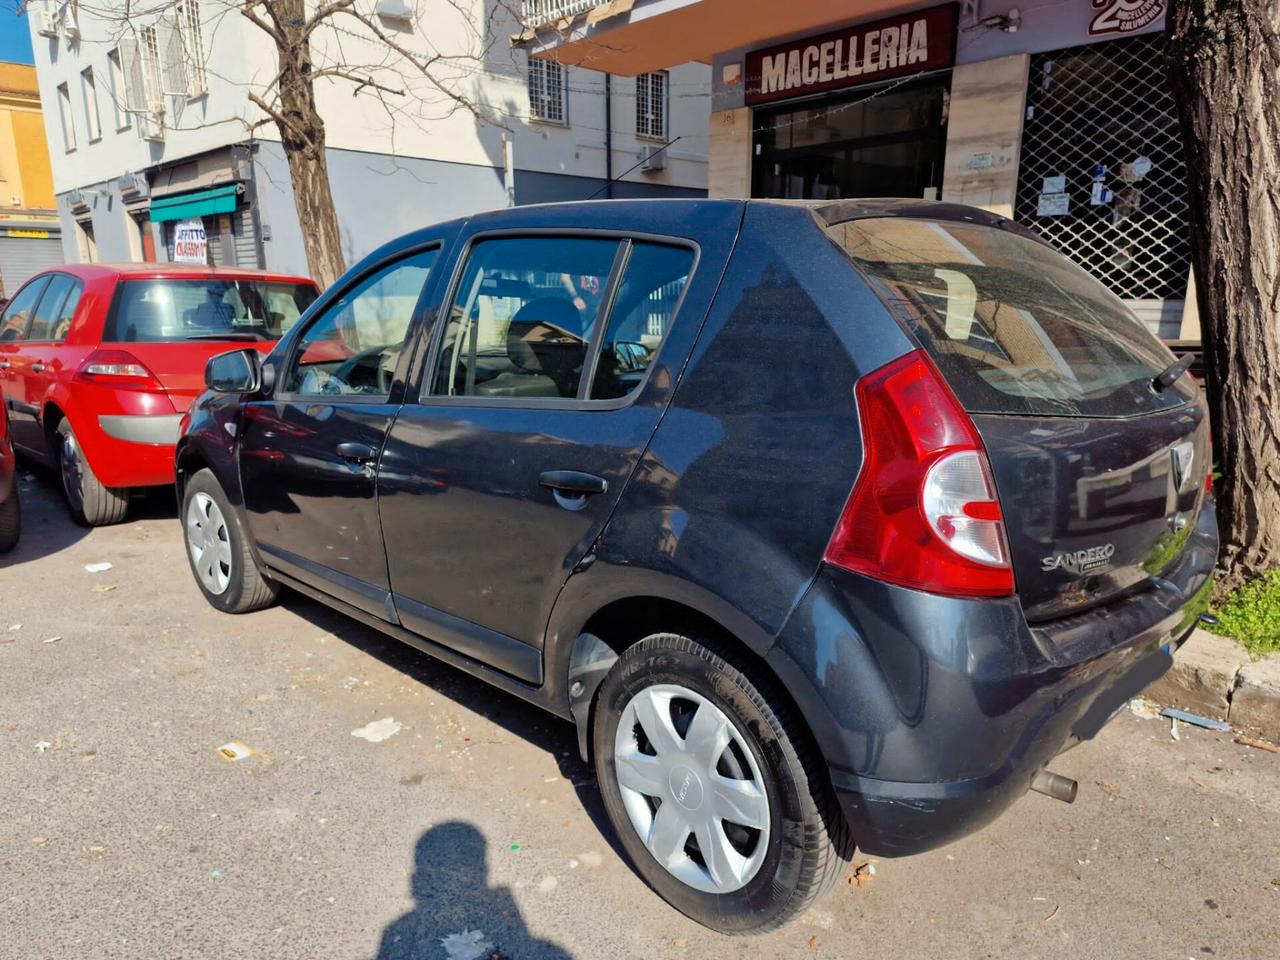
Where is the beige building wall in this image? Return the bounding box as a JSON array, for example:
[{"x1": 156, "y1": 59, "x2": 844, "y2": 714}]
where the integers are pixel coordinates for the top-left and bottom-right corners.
[
  {"x1": 0, "y1": 61, "x2": 56, "y2": 211},
  {"x1": 707, "y1": 107, "x2": 751, "y2": 198},
  {"x1": 940, "y1": 53, "x2": 1029, "y2": 219}
]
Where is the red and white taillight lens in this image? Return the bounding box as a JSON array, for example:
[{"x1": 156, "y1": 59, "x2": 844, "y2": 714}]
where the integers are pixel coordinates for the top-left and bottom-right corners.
[
  {"x1": 75, "y1": 350, "x2": 163, "y2": 391},
  {"x1": 824, "y1": 350, "x2": 1015, "y2": 598}
]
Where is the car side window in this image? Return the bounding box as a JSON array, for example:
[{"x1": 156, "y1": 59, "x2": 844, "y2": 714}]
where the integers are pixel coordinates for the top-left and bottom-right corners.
[
  {"x1": 284, "y1": 249, "x2": 437, "y2": 398},
  {"x1": 0, "y1": 277, "x2": 50, "y2": 342},
  {"x1": 28, "y1": 275, "x2": 82, "y2": 342},
  {"x1": 589, "y1": 243, "x2": 694, "y2": 401},
  {"x1": 430, "y1": 237, "x2": 622, "y2": 400}
]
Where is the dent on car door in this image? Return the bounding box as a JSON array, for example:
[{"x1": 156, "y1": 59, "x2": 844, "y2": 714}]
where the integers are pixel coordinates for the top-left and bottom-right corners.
[
  {"x1": 238, "y1": 246, "x2": 440, "y2": 617},
  {"x1": 377, "y1": 234, "x2": 701, "y2": 682}
]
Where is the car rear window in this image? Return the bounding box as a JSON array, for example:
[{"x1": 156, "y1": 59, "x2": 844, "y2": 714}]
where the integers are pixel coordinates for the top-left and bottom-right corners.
[
  {"x1": 105, "y1": 278, "x2": 318, "y2": 343},
  {"x1": 826, "y1": 217, "x2": 1196, "y2": 417}
]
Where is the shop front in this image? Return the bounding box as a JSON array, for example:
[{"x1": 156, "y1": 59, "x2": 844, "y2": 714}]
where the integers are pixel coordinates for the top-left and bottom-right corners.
[
  {"x1": 148, "y1": 147, "x2": 263, "y2": 270},
  {"x1": 745, "y1": 4, "x2": 957, "y2": 202}
]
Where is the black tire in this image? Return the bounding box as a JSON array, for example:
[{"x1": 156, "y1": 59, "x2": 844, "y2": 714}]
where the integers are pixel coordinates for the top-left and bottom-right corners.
[
  {"x1": 56, "y1": 419, "x2": 129, "y2": 527},
  {"x1": 181, "y1": 468, "x2": 279, "y2": 614},
  {"x1": 593, "y1": 632, "x2": 855, "y2": 935},
  {"x1": 0, "y1": 486, "x2": 19, "y2": 553}
]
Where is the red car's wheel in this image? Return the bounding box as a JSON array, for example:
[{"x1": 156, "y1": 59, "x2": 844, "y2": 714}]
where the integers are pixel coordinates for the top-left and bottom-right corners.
[{"x1": 57, "y1": 419, "x2": 129, "y2": 527}]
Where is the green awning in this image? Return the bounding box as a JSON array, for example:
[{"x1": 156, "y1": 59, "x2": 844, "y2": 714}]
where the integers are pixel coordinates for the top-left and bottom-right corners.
[{"x1": 149, "y1": 184, "x2": 239, "y2": 223}]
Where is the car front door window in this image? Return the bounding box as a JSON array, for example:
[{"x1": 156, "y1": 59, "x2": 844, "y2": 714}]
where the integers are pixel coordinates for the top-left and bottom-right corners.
[
  {"x1": 285, "y1": 248, "x2": 438, "y2": 398},
  {"x1": 0, "y1": 277, "x2": 50, "y2": 342}
]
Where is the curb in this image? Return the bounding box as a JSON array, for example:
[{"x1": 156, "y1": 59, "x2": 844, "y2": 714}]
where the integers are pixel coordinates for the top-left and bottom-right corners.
[{"x1": 1143, "y1": 628, "x2": 1280, "y2": 742}]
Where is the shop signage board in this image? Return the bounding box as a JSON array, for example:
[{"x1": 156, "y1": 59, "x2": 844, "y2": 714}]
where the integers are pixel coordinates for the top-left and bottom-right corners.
[
  {"x1": 1089, "y1": 0, "x2": 1166, "y2": 36},
  {"x1": 173, "y1": 218, "x2": 209, "y2": 264},
  {"x1": 745, "y1": 3, "x2": 957, "y2": 106}
]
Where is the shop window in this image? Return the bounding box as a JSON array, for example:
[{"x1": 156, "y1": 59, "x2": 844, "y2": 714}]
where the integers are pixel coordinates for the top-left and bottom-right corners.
[
  {"x1": 1013, "y1": 34, "x2": 1190, "y2": 304},
  {"x1": 528, "y1": 56, "x2": 567, "y2": 124},
  {"x1": 635, "y1": 71, "x2": 668, "y2": 141},
  {"x1": 56, "y1": 82, "x2": 75, "y2": 152}
]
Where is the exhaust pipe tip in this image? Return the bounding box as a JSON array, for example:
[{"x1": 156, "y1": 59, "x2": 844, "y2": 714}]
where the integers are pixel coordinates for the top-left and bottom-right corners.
[{"x1": 1031, "y1": 769, "x2": 1078, "y2": 804}]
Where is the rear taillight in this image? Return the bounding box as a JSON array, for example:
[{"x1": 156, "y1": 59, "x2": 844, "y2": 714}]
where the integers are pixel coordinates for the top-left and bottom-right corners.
[
  {"x1": 75, "y1": 350, "x2": 163, "y2": 391},
  {"x1": 825, "y1": 350, "x2": 1014, "y2": 598}
]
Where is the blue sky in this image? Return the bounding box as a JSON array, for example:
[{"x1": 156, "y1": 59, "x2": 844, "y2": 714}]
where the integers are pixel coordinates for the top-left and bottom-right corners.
[{"x1": 1, "y1": 2, "x2": 34, "y2": 65}]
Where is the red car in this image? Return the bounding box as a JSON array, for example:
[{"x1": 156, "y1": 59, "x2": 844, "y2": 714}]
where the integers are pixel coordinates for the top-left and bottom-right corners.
[
  {"x1": 0, "y1": 400, "x2": 17, "y2": 552},
  {"x1": 0, "y1": 264, "x2": 318, "y2": 525}
]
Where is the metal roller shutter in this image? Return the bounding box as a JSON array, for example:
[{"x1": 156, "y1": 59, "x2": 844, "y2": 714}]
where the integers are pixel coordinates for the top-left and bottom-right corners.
[
  {"x1": 0, "y1": 234, "x2": 64, "y2": 294},
  {"x1": 164, "y1": 203, "x2": 260, "y2": 268}
]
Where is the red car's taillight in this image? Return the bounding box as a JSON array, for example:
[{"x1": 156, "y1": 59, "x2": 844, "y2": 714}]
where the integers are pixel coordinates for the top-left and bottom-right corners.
[
  {"x1": 825, "y1": 350, "x2": 1015, "y2": 598},
  {"x1": 75, "y1": 350, "x2": 163, "y2": 391}
]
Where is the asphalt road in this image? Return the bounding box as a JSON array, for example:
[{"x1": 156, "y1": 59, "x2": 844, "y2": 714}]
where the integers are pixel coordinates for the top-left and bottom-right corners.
[{"x1": 2, "y1": 469, "x2": 1278, "y2": 960}]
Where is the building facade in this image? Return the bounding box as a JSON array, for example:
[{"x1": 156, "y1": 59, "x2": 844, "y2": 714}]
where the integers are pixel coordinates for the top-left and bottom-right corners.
[
  {"x1": 523, "y1": 0, "x2": 1196, "y2": 339},
  {"x1": 26, "y1": 0, "x2": 711, "y2": 281},
  {"x1": 0, "y1": 60, "x2": 61, "y2": 298}
]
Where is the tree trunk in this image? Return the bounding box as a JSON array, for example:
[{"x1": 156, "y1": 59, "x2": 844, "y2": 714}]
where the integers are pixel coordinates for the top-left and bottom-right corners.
[
  {"x1": 273, "y1": 0, "x2": 346, "y2": 289},
  {"x1": 1166, "y1": 0, "x2": 1280, "y2": 590}
]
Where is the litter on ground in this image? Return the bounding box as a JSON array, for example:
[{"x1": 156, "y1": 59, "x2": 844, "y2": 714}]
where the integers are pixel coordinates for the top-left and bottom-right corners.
[
  {"x1": 1160, "y1": 708, "x2": 1232, "y2": 731},
  {"x1": 440, "y1": 930, "x2": 494, "y2": 960},
  {"x1": 84, "y1": 563, "x2": 113, "y2": 573},
  {"x1": 216, "y1": 741, "x2": 256, "y2": 761},
  {"x1": 351, "y1": 718, "x2": 402, "y2": 742}
]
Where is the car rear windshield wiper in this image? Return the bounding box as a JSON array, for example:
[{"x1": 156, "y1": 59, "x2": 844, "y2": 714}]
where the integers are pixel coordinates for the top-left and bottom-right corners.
[
  {"x1": 1152, "y1": 354, "x2": 1195, "y2": 392},
  {"x1": 186, "y1": 332, "x2": 271, "y2": 342}
]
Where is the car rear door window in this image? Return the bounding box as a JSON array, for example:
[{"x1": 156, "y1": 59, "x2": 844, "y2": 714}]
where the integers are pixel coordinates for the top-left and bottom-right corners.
[
  {"x1": 27, "y1": 275, "x2": 82, "y2": 342},
  {"x1": 589, "y1": 242, "x2": 694, "y2": 401},
  {"x1": 0, "y1": 277, "x2": 50, "y2": 342},
  {"x1": 431, "y1": 237, "x2": 623, "y2": 400},
  {"x1": 284, "y1": 248, "x2": 437, "y2": 398},
  {"x1": 826, "y1": 217, "x2": 1195, "y2": 417}
]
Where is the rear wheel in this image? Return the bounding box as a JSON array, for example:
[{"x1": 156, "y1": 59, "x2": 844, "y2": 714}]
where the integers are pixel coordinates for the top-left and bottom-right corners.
[
  {"x1": 0, "y1": 486, "x2": 19, "y2": 552},
  {"x1": 593, "y1": 632, "x2": 854, "y2": 935},
  {"x1": 182, "y1": 468, "x2": 279, "y2": 614},
  {"x1": 57, "y1": 419, "x2": 129, "y2": 527}
]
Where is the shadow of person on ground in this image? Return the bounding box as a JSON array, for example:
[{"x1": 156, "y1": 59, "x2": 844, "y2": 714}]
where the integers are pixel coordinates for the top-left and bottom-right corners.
[
  {"x1": 280, "y1": 592, "x2": 631, "y2": 865},
  {"x1": 375, "y1": 821, "x2": 574, "y2": 960}
]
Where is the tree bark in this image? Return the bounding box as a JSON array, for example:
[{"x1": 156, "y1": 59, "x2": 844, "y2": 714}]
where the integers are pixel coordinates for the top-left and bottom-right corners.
[
  {"x1": 269, "y1": 0, "x2": 346, "y2": 289},
  {"x1": 1167, "y1": 0, "x2": 1280, "y2": 589}
]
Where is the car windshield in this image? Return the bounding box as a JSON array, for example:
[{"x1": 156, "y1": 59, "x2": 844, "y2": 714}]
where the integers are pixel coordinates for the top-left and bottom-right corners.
[
  {"x1": 106, "y1": 278, "x2": 317, "y2": 343},
  {"x1": 826, "y1": 217, "x2": 1196, "y2": 417}
]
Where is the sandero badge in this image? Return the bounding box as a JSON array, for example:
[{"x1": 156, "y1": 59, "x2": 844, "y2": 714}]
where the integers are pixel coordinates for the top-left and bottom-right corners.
[{"x1": 1041, "y1": 543, "x2": 1117, "y2": 575}]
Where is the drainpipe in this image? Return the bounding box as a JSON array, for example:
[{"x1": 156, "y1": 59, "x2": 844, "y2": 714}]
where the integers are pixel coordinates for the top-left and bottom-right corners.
[{"x1": 604, "y1": 73, "x2": 613, "y2": 199}]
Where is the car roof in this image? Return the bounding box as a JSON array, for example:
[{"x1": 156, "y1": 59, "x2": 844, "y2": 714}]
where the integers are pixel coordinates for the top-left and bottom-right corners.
[{"x1": 43, "y1": 262, "x2": 316, "y2": 286}]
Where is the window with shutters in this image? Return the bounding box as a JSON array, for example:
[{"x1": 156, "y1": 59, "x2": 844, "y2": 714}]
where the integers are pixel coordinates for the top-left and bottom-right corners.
[
  {"x1": 528, "y1": 56, "x2": 566, "y2": 124},
  {"x1": 107, "y1": 49, "x2": 130, "y2": 130},
  {"x1": 81, "y1": 67, "x2": 101, "y2": 143},
  {"x1": 119, "y1": 30, "x2": 165, "y2": 140},
  {"x1": 635, "y1": 71, "x2": 667, "y2": 141},
  {"x1": 164, "y1": 2, "x2": 207, "y2": 98},
  {"x1": 56, "y1": 82, "x2": 75, "y2": 152},
  {"x1": 140, "y1": 26, "x2": 163, "y2": 109}
]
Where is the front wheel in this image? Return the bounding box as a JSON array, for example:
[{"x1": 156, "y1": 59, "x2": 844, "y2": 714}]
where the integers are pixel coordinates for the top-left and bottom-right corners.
[
  {"x1": 593, "y1": 633, "x2": 855, "y2": 935},
  {"x1": 57, "y1": 419, "x2": 129, "y2": 526},
  {"x1": 182, "y1": 468, "x2": 279, "y2": 614}
]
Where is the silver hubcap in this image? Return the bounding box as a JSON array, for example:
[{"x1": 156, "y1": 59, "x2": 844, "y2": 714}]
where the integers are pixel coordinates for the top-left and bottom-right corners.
[
  {"x1": 186, "y1": 492, "x2": 232, "y2": 595},
  {"x1": 614, "y1": 683, "x2": 770, "y2": 894},
  {"x1": 60, "y1": 432, "x2": 83, "y2": 511}
]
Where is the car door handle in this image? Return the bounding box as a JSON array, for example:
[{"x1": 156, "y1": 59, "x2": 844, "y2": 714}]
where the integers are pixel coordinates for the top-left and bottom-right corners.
[
  {"x1": 539, "y1": 470, "x2": 608, "y2": 496},
  {"x1": 30, "y1": 363, "x2": 46, "y2": 372},
  {"x1": 336, "y1": 441, "x2": 377, "y2": 464}
]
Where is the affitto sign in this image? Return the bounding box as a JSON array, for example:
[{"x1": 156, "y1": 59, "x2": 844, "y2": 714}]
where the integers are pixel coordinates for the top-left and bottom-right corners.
[
  {"x1": 172, "y1": 218, "x2": 209, "y2": 264},
  {"x1": 745, "y1": 3, "x2": 958, "y2": 106}
]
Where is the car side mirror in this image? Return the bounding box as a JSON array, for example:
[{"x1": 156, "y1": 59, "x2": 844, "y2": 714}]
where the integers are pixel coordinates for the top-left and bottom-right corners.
[{"x1": 205, "y1": 348, "x2": 262, "y2": 394}]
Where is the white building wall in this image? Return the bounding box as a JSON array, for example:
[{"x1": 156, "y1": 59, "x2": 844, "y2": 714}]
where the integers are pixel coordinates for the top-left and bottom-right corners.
[{"x1": 28, "y1": 0, "x2": 710, "y2": 270}]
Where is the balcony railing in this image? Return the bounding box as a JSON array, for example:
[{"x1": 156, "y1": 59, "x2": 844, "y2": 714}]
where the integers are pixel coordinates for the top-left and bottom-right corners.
[{"x1": 521, "y1": 1, "x2": 609, "y2": 26}]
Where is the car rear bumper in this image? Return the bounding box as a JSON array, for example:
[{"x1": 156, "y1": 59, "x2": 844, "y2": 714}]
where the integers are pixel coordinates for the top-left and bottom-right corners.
[
  {"x1": 98, "y1": 414, "x2": 183, "y2": 446},
  {"x1": 767, "y1": 499, "x2": 1218, "y2": 857}
]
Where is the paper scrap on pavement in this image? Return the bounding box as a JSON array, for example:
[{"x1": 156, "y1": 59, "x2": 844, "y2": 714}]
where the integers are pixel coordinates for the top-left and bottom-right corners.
[
  {"x1": 351, "y1": 718, "x2": 402, "y2": 743},
  {"x1": 84, "y1": 563, "x2": 113, "y2": 573},
  {"x1": 440, "y1": 930, "x2": 494, "y2": 960}
]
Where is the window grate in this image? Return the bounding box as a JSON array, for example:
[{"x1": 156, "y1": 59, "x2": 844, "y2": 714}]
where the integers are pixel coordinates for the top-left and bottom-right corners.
[
  {"x1": 635, "y1": 71, "x2": 668, "y2": 140},
  {"x1": 1013, "y1": 34, "x2": 1189, "y2": 302},
  {"x1": 528, "y1": 56, "x2": 566, "y2": 124}
]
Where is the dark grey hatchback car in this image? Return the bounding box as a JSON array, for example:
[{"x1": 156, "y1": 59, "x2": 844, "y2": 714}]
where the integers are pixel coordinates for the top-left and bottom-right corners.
[{"x1": 177, "y1": 199, "x2": 1217, "y2": 933}]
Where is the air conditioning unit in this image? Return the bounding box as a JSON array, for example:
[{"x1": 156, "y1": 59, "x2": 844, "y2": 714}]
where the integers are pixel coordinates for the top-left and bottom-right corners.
[
  {"x1": 36, "y1": 10, "x2": 58, "y2": 36},
  {"x1": 375, "y1": 0, "x2": 414, "y2": 22},
  {"x1": 61, "y1": 2, "x2": 80, "y2": 42},
  {"x1": 138, "y1": 111, "x2": 165, "y2": 143},
  {"x1": 638, "y1": 144, "x2": 666, "y2": 173}
]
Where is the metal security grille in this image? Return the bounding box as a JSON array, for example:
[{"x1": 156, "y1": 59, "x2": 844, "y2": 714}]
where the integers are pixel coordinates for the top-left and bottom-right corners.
[
  {"x1": 636, "y1": 71, "x2": 668, "y2": 140},
  {"x1": 1014, "y1": 34, "x2": 1189, "y2": 303},
  {"x1": 527, "y1": 56, "x2": 566, "y2": 124}
]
